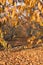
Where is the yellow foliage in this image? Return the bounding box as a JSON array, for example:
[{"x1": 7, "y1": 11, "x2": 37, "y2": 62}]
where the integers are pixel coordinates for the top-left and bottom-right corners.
[
  {"x1": 37, "y1": 39, "x2": 42, "y2": 44},
  {"x1": 38, "y1": 2, "x2": 42, "y2": 11},
  {"x1": 41, "y1": 7, "x2": 43, "y2": 14},
  {"x1": 40, "y1": 22, "x2": 43, "y2": 26},
  {"x1": 8, "y1": 0, "x2": 13, "y2": 5},
  {"x1": 0, "y1": 29, "x2": 7, "y2": 48},
  {"x1": 29, "y1": 0, "x2": 37, "y2": 7},
  {"x1": 2, "y1": 0, "x2": 6, "y2": 5},
  {"x1": 0, "y1": 38, "x2": 7, "y2": 48},
  {"x1": 0, "y1": 0, "x2": 2, "y2": 4},
  {"x1": 11, "y1": 20, "x2": 18, "y2": 27},
  {"x1": 0, "y1": 0, "x2": 6, "y2": 5}
]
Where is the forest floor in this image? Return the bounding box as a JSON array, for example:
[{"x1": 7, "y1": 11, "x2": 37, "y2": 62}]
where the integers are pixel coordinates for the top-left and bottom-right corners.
[{"x1": 0, "y1": 46, "x2": 43, "y2": 65}]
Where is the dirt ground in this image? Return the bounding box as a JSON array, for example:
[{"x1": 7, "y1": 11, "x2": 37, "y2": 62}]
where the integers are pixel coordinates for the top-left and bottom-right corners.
[{"x1": 0, "y1": 47, "x2": 43, "y2": 65}]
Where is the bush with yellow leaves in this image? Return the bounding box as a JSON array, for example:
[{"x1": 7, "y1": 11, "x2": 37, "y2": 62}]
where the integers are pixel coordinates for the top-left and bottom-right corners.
[{"x1": 0, "y1": 0, "x2": 43, "y2": 49}]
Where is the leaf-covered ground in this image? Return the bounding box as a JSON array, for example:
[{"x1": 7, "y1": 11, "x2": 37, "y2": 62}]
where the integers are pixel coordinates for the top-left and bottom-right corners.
[
  {"x1": 0, "y1": 0, "x2": 43, "y2": 49},
  {"x1": 0, "y1": 47, "x2": 43, "y2": 65}
]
